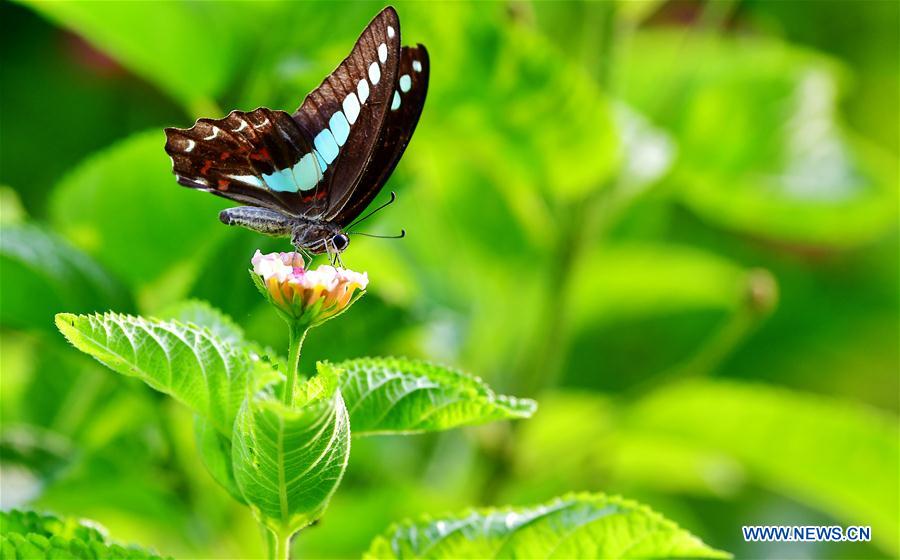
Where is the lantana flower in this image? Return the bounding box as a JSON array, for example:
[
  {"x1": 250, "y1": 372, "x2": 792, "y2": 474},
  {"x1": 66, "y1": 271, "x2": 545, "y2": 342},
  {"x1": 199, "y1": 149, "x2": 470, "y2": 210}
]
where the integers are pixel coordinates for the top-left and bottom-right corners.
[{"x1": 250, "y1": 250, "x2": 368, "y2": 328}]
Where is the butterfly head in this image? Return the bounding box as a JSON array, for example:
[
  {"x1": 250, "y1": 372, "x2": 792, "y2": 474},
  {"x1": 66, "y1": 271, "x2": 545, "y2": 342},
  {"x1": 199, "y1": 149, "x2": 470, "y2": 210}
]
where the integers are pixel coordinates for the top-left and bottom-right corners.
[{"x1": 332, "y1": 233, "x2": 350, "y2": 252}]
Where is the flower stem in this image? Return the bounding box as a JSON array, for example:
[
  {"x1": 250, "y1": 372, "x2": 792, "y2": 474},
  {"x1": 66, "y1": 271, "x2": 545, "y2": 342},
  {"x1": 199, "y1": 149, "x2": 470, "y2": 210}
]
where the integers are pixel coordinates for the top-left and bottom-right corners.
[{"x1": 282, "y1": 322, "x2": 308, "y2": 406}]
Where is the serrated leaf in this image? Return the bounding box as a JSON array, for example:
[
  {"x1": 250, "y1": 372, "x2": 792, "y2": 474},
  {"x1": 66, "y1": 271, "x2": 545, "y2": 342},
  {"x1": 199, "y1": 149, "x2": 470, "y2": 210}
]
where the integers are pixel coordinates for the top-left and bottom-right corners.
[
  {"x1": 0, "y1": 509, "x2": 166, "y2": 559},
  {"x1": 365, "y1": 493, "x2": 730, "y2": 559},
  {"x1": 156, "y1": 299, "x2": 246, "y2": 348},
  {"x1": 335, "y1": 357, "x2": 536, "y2": 436},
  {"x1": 55, "y1": 312, "x2": 279, "y2": 434},
  {"x1": 232, "y1": 362, "x2": 350, "y2": 535},
  {"x1": 627, "y1": 381, "x2": 900, "y2": 555},
  {"x1": 0, "y1": 224, "x2": 129, "y2": 332}
]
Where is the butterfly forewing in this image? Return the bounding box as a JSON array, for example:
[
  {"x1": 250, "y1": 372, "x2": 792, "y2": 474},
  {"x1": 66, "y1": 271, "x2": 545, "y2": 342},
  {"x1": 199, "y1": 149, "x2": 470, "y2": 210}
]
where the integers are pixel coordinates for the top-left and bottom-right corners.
[
  {"x1": 165, "y1": 108, "x2": 326, "y2": 216},
  {"x1": 292, "y1": 6, "x2": 402, "y2": 220},
  {"x1": 334, "y1": 44, "x2": 430, "y2": 228}
]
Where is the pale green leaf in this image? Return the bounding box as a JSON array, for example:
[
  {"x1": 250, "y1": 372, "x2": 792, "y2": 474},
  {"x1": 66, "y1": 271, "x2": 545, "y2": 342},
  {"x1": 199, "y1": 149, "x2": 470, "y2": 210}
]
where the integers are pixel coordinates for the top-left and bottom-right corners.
[
  {"x1": 0, "y1": 509, "x2": 166, "y2": 559},
  {"x1": 54, "y1": 312, "x2": 278, "y2": 434},
  {"x1": 569, "y1": 243, "x2": 750, "y2": 329},
  {"x1": 627, "y1": 381, "x2": 900, "y2": 554},
  {"x1": 622, "y1": 32, "x2": 898, "y2": 246},
  {"x1": 232, "y1": 362, "x2": 350, "y2": 535},
  {"x1": 365, "y1": 492, "x2": 730, "y2": 559},
  {"x1": 49, "y1": 130, "x2": 228, "y2": 292},
  {"x1": 335, "y1": 357, "x2": 536, "y2": 436}
]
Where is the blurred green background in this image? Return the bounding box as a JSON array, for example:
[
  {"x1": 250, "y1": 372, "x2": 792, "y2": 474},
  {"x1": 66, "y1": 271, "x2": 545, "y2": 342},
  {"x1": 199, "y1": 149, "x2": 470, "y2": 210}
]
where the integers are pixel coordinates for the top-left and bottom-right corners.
[{"x1": 1, "y1": 1, "x2": 897, "y2": 559}]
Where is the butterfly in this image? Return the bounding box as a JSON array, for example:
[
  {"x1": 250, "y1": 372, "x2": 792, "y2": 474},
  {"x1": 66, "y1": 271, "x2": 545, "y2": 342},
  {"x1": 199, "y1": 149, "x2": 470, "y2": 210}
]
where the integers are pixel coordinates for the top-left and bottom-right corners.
[{"x1": 164, "y1": 6, "x2": 428, "y2": 263}]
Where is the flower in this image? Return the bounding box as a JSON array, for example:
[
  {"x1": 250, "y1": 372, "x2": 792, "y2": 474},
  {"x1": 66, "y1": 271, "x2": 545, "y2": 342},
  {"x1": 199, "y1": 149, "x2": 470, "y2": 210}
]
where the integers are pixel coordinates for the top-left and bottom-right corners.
[{"x1": 250, "y1": 250, "x2": 368, "y2": 326}]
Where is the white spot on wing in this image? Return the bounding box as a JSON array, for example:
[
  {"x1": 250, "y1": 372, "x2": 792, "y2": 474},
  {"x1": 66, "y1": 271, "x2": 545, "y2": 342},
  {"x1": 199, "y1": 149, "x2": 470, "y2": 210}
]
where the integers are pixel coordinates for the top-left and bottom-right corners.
[
  {"x1": 343, "y1": 92, "x2": 360, "y2": 124},
  {"x1": 185, "y1": 139, "x2": 196, "y2": 152},
  {"x1": 391, "y1": 91, "x2": 401, "y2": 111},
  {"x1": 368, "y1": 62, "x2": 381, "y2": 85},
  {"x1": 228, "y1": 174, "x2": 265, "y2": 188},
  {"x1": 412, "y1": 60, "x2": 422, "y2": 73},
  {"x1": 387, "y1": 26, "x2": 395, "y2": 38},
  {"x1": 234, "y1": 119, "x2": 248, "y2": 132},
  {"x1": 399, "y1": 74, "x2": 412, "y2": 92},
  {"x1": 203, "y1": 127, "x2": 220, "y2": 140},
  {"x1": 378, "y1": 43, "x2": 388, "y2": 63},
  {"x1": 357, "y1": 79, "x2": 370, "y2": 103}
]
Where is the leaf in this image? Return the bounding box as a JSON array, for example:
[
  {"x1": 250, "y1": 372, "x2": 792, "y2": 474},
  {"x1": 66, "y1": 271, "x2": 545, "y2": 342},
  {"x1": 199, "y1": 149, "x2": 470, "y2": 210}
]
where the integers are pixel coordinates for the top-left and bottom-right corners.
[
  {"x1": 48, "y1": 130, "x2": 228, "y2": 294},
  {"x1": 335, "y1": 357, "x2": 536, "y2": 436},
  {"x1": 194, "y1": 415, "x2": 245, "y2": 504},
  {"x1": 627, "y1": 381, "x2": 900, "y2": 555},
  {"x1": 14, "y1": 1, "x2": 273, "y2": 111},
  {"x1": 569, "y1": 243, "x2": 750, "y2": 330},
  {"x1": 55, "y1": 312, "x2": 279, "y2": 434},
  {"x1": 157, "y1": 299, "x2": 246, "y2": 348},
  {"x1": 365, "y1": 492, "x2": 730, "y2": 559},
  {"x1": 622, "y1": 32, "x2": 898, "y2": 246},
  {"x1": 232, "y1": 363, "x2": 350, "y2": 535},
  {"x1": 0, "y1": 224, "x2": 130, "y2": 332},
  {"x1": 0, "y1": 509, "x2": 166, "y2": 559}
]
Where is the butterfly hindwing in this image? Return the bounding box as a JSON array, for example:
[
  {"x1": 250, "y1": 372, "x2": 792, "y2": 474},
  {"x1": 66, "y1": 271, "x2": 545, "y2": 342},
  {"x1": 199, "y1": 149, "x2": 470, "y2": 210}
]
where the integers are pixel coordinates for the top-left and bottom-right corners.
[
  {"x1": 333, "y1": 44, "x2": 430, "y2": 228},
  {"x1": 164, "y1": 107, "x2": 327, "y2": 217},
  {"x1": 292, "y1": 6, "x2": 402, "y2": 220}
]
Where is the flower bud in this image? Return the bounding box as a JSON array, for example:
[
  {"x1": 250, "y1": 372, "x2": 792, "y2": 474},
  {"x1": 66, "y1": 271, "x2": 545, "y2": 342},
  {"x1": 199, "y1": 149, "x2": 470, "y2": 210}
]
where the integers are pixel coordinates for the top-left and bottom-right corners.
[{"x1": 250, "y1": 250, "x2": 368, "y2": 327}]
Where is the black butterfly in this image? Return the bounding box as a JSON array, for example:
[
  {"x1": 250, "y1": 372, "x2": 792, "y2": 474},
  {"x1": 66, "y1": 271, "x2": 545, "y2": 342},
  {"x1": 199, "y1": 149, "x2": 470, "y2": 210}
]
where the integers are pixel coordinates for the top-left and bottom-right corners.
[{"x1": 164, "y1": 7, "x2": 428, "y2": 262}]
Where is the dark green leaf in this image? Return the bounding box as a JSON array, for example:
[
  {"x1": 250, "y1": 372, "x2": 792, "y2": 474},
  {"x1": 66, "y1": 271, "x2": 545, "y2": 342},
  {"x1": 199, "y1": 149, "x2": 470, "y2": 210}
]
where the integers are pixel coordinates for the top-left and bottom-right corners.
[{"x1": 0, "y1": 224, "x2": 129, "y2": 332}]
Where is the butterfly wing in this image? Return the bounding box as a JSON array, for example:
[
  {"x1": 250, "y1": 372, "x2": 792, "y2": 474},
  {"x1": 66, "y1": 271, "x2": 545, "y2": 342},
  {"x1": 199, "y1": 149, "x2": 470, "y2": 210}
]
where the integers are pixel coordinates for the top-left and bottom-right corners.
[
  {"x1": 164, "y1": 107, "x2": 326, "y2": 217},
  {"x1": 332, "y1": 44, "x2": 430, "y2": 228},
  {"x1": 291, "y1": 6, "x2": 402, "y2": 221}
]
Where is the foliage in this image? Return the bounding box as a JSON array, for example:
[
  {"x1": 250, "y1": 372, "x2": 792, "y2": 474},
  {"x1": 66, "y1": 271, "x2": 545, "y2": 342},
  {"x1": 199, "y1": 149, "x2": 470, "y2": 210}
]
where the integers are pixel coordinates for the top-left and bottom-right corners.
[
  {"x1": 365, "y1": 493, "x2": 729, "y2": 560},
  {"x1": 0, "y1": 509, "x2": 165, "y2": 559},
  {"x1": 338, "y1": 357, "x2": 537, "y2": 435},
  {"x1": 1, "y1": 0, "x2": 897, "y2": 558}
]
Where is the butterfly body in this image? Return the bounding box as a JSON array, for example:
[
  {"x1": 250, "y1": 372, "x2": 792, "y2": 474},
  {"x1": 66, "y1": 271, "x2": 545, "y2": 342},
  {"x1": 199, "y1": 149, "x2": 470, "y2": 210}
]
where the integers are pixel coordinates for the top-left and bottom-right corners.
[
  {"x1": 164, "y1": 7, "x2": 428, "y2": 259},
  {"x1": 219, "y1": 206, "x2": 346, "y2": 254}
]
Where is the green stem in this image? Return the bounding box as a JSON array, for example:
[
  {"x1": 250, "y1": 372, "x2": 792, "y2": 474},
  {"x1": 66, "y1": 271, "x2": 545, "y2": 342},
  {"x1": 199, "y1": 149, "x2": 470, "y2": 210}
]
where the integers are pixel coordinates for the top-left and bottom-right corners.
[
  {"x1": 282, "y1": 323, "x2": 308, "y2": 406},
  {"x1": 265, "y1": 528, "x2": 295, "y2": 560}
]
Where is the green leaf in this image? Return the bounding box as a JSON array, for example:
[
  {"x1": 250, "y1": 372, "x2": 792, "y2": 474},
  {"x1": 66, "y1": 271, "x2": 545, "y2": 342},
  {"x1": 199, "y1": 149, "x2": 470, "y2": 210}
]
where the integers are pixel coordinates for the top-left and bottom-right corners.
[
  {"x1": 48, "y1": 130, "x2": 228, "y2": 296},
  {"x1": 54, "y1": 312, "x2": 279, "y2": 434},
  {"x1": 14, "y1": 1, "x2": 272, "y2": 111},
  {"x1": 627, "y1": 381, "x2": 900, "y2": 555},
  {"x1": 365, "y1": 492, "x2": 730, "y2": 559},
  {"x1": 622, "y1": 32, "x2": 898, "y2": 246},
  {"x1": 156, "y1": 299, "x2": 246, "y2": 347},
  {"x1": 0, "y1": 509, "x2": 166, "y2": 559},
  {"x1": 569, "y1": 243, "x2": 750, "y2": 330},
  {"x1": 0, "y1": 224, "x2": 129, "y2": 332},
  {"x1": 335, "y1": 357, "x2": 537, "y2": 436},
  {"x1": 232, "y1": 362, "x2": 350, "y2": 535}
]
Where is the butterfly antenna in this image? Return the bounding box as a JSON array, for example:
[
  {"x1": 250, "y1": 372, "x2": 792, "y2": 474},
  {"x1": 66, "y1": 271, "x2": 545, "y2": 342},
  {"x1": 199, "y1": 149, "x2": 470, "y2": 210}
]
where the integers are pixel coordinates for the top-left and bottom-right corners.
[
  {"x1": 347, "y1": 191, "x2": 398, "y2": 231},
  {"x1": 351, "y1": 229, "x2": 406, "y2": 239}
]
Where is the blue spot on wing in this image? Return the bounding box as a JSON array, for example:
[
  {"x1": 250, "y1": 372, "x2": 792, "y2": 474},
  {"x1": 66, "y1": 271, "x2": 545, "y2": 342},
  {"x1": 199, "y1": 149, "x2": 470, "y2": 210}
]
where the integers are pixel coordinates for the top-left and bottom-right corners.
[
  {"x1": 291, "y1": 153, "x2": 321, "y2": 192},
  {"x1": 314, "y1": 129, "x2": 340, "y2": 165},
  {"x1": 329, "y1": 112, "x2": 351, "y2": 146},
  {"x1": 263, "y1": 168, "x2": 297, "y2": 192}
]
